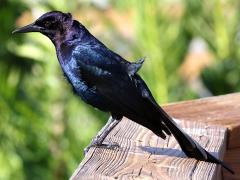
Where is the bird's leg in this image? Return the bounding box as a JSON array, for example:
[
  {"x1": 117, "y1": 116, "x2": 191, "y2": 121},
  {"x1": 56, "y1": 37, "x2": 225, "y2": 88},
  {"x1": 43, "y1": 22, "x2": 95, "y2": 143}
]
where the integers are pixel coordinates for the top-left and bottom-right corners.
[{"x1": 84, "y1": 116, "x2": 121, "y2": 155}]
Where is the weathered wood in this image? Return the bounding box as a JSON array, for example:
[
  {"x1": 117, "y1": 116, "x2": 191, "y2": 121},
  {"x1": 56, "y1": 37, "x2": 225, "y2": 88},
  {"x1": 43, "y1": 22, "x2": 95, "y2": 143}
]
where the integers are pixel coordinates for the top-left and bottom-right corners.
[
  {"x1": 223, "y1": 148, "x2": 240, "y2": 180},
  {"x1": 71, "y1": 118, "x2": 227, "y2": 180},
  {"x1": 163, "y1": 93, "x2": 240, "y2": 149}
]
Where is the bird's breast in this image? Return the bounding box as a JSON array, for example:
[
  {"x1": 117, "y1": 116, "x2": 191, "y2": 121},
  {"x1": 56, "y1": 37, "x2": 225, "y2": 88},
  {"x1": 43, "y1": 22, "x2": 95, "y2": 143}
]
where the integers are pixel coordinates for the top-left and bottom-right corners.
[
  {"x1": 59, "y1": 58, "x2": 109, "y2": 111},
  {"x1": 61, "y1": 60, "x2": 85, "y2": 90}
]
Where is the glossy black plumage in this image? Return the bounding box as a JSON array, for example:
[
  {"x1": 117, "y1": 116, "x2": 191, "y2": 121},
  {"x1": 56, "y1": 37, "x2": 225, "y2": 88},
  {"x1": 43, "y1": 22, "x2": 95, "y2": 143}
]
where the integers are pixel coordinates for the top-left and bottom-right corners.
[{"x1": 13, "y1": 11, "x2": 234, "y2": 174}]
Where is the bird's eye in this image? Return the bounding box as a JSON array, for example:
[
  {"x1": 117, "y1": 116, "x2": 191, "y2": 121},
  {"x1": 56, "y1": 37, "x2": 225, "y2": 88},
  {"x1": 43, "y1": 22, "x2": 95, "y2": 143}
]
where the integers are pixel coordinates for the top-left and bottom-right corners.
[{"x1": 44, "y1": 21, "x2": 51, "y2": 28}]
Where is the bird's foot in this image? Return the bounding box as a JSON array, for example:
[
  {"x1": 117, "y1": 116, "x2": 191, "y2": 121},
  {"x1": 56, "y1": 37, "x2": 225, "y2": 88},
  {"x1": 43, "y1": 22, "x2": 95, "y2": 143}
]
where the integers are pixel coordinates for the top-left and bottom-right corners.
[
  {"x1": 84, "y1": 142, "x2": 120, "y2": 156},
  {"x1": 95, "y1": 142, "x2": 120, "y2": 150}
]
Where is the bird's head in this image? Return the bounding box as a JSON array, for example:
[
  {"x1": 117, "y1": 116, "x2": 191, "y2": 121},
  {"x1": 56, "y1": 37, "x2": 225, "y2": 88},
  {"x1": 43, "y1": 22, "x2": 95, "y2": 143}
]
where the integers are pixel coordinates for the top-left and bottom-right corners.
[{"x1": 13, "y1": 11, "x2": 73, "y2": 43}]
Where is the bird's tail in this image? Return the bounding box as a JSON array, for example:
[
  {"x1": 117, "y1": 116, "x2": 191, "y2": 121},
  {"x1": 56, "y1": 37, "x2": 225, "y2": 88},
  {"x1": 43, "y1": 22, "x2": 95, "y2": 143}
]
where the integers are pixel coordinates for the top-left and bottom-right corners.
[
  {"x1": 132, "y1": 74, "x2": 233, "y2": 173},
  {"x1": 157, "y1": 107, "x2": 234, "y2": 174}
]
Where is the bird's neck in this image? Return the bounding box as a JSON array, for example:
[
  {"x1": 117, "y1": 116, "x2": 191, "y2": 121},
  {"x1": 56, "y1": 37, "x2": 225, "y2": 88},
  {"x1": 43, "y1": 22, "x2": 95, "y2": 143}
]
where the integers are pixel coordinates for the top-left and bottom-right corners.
[
  {"x1": 54, "y1": 21, "x2": 96, "y2": 65},
  {"x1": 56, "y1": 41, "x2": 74, "y2": 65}
]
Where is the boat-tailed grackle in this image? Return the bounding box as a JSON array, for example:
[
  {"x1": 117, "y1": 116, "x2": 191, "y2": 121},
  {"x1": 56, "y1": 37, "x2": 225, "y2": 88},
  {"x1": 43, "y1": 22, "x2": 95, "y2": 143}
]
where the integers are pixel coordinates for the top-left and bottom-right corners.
[{"x1": 13, "y1": 11, "x2": 234, "y2": 174}]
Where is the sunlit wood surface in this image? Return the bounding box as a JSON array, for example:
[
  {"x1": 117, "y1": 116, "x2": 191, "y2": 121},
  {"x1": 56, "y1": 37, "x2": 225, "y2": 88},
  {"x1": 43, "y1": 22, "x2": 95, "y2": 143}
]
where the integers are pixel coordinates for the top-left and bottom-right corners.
[{"x1": 71, "y1": 93, "x2": 240, "y2": 180}]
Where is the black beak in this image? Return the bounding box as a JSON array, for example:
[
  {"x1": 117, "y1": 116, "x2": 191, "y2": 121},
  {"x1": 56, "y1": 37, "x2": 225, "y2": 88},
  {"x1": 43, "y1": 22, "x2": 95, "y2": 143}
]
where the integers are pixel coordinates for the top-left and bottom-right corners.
[{"x1": 12, "y1": 23, "x2": 44, "y2": 34}]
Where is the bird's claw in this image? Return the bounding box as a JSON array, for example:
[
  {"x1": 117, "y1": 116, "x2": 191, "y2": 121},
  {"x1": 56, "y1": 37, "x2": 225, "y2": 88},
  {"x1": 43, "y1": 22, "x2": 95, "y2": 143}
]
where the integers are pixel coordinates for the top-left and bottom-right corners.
[
  {"x1": 84, "y1": 146, "x2": 91, "y2": 156},
  {"x1": 84, "y1": 142, "x2": 120, "y2": 156},
  {"x1": 97, "y1": 142, "x2": 120, "y2": 150}
]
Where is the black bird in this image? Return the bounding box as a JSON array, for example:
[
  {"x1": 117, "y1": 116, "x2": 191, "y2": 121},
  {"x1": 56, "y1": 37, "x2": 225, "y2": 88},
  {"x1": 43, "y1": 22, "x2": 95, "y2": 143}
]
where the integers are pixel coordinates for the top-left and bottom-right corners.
[{"x1": 13, "y1": 11, "x2": 233, "y2": 173}]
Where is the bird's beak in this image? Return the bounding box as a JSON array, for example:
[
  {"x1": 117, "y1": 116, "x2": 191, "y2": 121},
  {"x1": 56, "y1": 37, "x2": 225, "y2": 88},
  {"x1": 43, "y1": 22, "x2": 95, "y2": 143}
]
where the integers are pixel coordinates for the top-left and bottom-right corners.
[{"x1": 12, "y1": 23, "x2": 44, "y2": 34}]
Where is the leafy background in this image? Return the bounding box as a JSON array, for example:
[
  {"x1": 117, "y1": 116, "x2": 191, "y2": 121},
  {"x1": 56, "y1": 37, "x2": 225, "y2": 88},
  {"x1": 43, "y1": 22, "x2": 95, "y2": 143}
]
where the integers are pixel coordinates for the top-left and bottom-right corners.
[{"x1": 1, "y1": 0, "x2": 240, "y2": 179}]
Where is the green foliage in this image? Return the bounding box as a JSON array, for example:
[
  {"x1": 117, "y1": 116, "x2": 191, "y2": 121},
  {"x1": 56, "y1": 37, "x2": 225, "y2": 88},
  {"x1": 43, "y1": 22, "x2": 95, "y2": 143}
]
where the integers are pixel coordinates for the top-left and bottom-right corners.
[
  {"x1": 1, "y1": 0, "x2": 240, "y2": 179},
  {"x1": 202, "y1": 59, "x2": 240, "y2": 95}
]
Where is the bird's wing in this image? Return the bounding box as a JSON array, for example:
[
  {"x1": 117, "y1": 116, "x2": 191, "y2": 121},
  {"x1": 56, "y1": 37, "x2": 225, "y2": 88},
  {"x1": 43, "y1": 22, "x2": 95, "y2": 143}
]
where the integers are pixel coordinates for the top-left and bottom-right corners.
[
  {"x1": 74, "y1": 45, "x2": 145, "y2": 76},
  {"x1": 73, "y1": 46, "x2": 170, "y2": 138},
  {"x1": 72, "y1": 46, "x2": 234, "y2": 173},
  {"x1": 126, "y1": 57, "x2": 145, "y2": 76}
]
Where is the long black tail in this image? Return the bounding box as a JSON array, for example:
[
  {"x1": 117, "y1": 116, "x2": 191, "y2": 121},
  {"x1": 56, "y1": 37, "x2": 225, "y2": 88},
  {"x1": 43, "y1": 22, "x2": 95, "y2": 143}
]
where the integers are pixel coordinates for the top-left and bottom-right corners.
[
  {"x1": 157, "y1": 107, "x2": 234, "y2": 174},
  {"x1": 132, "y1": 74, "x2": 233, "y2": 173}
]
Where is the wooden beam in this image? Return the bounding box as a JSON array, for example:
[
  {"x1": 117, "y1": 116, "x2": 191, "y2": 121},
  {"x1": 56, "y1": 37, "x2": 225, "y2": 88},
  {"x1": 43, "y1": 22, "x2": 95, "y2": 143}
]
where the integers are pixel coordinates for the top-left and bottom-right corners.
[
  {"x1": 223, "y1": 148, "x2": 240, "y2": 180},
  {"x1": 71, "y1": 118, "x2": 227, "y2": 179},
  {"x1": 163, "y1": 93, "x2": 240, "y2": 149}
]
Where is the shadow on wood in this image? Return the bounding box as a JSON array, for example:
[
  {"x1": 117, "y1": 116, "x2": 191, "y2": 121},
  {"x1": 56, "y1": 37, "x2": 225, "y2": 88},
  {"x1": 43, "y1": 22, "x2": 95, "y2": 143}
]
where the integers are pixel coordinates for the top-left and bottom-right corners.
[
  {"x1": 71, "y1": 118, "x2": 226, "y2": 179},
  {"x1": 71, "y1": 93, "x2": 240, "y2": 180}
]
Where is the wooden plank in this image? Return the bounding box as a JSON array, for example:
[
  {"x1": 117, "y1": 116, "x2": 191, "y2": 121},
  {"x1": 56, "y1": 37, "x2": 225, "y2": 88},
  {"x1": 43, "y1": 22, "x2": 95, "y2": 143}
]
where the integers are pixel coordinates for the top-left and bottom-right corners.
[
  {"x1": 71, "y1": 118, "x2": 227, "y2": 180},
  {"x1": 163, "y1": 93, "x2": 240, "y2": 149},
  {"x1": 223, "y1": 148, "x2": 240, "y2": 180}
]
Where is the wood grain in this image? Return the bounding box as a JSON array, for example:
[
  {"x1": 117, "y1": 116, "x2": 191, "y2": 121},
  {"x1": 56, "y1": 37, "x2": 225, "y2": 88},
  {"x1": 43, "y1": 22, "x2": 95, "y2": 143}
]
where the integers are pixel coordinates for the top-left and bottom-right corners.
[
  {"x1": 163, "y1": 93, "x2": 240, "y2": 149},
  {"x1": 223, "y1": 148, "x2": 240, "y2": 180},
  {"x1": 71, "y1": 118, "x2": 227, "y2": 180}
]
